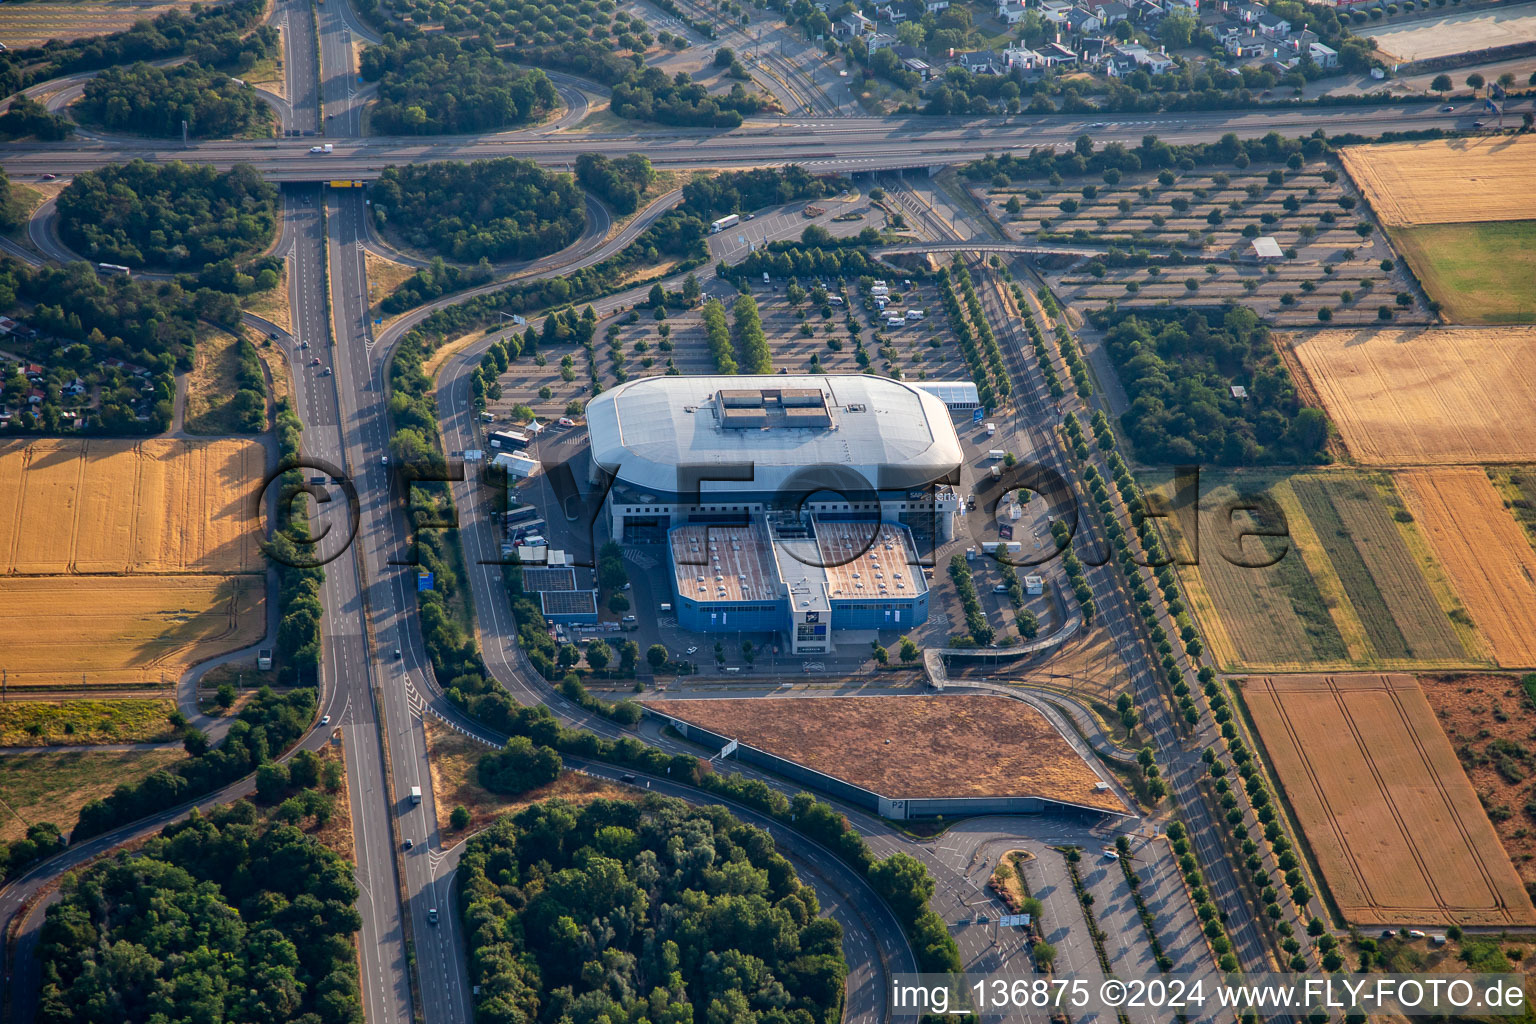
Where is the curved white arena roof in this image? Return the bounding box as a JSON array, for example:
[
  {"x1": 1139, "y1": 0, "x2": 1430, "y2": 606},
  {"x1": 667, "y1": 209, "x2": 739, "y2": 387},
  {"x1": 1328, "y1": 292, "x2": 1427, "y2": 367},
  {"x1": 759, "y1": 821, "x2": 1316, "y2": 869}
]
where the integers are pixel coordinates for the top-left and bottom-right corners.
[{"x1": 587, "y1": 374, "x2": 963, "y2": 496}]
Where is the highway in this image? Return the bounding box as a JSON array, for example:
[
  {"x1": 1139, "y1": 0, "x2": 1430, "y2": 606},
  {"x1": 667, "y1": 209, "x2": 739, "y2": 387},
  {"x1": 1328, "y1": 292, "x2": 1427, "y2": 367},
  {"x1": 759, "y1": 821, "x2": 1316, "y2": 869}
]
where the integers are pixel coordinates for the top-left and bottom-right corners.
[
  {"x1": 1, "y1": 100, "x2": 1527, "y2": 182},
  {"x1": 1, "y1": 0, "x2": 1493, "y2": 1015}
]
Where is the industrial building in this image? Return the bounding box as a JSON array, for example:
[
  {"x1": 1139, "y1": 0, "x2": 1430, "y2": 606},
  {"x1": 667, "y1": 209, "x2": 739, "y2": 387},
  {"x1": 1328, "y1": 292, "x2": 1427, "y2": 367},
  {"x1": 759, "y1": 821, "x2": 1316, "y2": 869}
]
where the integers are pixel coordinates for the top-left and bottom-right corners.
[
  {"x1": 585, "y1": 375, "x2": 964, "y2": 542},
  {"x1": 668, "y1": 518, "x2": 929, "y2": 653},
  {"x1": 585, "y1": 375, "x2": 963, "y2": 650},
  {"x1": 643, "y1": 695, "x2": 1132, "y2": 820}
]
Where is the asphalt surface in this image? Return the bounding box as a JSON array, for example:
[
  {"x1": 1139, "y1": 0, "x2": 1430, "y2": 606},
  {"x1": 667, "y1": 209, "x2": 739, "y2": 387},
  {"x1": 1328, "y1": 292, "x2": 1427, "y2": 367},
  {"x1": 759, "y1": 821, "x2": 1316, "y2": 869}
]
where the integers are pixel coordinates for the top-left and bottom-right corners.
[
  {"x1": 3, "y1": 100, "x2": 1530, "y2": 183},
  {"x1": 0, "y1": 2, "x2": 1470, "y2": 1016}
]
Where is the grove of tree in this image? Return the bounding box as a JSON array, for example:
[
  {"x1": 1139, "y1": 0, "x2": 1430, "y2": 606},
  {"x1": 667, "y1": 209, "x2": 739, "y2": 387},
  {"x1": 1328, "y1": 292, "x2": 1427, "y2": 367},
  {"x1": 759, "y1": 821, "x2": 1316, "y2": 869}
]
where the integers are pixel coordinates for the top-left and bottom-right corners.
[
  {"x1": 370, "y1": 157, "x2": 584, "y2": 263},
  {"x1": 76, "y1": 62, "x2": 272, "y2": 138},
  {"x1": 55, "y1": 160, "x2": 278, "y2": 271},
  {"x1": 459, "y1": 796, "x2": 848, "y2": 1024}
]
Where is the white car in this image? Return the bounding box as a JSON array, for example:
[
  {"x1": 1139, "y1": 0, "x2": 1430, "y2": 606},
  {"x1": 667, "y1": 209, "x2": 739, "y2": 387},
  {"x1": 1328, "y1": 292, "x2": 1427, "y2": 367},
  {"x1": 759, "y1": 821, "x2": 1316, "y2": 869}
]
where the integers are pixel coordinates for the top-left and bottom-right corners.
[
  {"x1": 686, "y1": 646, "x2": 699, "y2": 655},
  {"x1": 321, "y1": 715, "x2": 331, "y2": 725}
]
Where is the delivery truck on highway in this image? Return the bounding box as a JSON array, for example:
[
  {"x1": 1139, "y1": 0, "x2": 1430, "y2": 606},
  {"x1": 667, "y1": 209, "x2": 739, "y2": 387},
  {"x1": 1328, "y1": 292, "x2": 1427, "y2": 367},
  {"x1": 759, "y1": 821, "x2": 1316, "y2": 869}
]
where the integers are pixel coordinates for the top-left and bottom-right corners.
[{"x1": 410, "y1": 786, "x2": 422, "y2": 805}]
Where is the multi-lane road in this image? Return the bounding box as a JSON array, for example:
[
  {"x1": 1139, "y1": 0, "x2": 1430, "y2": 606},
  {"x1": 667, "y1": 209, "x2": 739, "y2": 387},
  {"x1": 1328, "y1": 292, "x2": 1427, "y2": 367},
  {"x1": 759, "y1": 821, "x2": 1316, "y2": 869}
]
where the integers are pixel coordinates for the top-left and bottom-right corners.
[
  {"x1": 2, "y1": 99, "x2": 1528, "y2": 184},
  {"x1": 2, "y1": 0, "x2": 1506, "y2": 1018}
]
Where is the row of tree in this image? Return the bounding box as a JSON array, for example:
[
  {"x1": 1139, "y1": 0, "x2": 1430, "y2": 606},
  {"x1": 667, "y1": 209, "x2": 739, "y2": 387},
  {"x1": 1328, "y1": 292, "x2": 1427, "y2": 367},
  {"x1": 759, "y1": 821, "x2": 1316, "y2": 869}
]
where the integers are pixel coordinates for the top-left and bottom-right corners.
[
  {"x1": 370, "y1": 156, "x2": 583, "y2": 263},
  {"x1": 76, "y1": 62, "x2": 272, "y2": 138},
  {"x1": 730, "y1": 293, "x2": 773, "y2": 374}
]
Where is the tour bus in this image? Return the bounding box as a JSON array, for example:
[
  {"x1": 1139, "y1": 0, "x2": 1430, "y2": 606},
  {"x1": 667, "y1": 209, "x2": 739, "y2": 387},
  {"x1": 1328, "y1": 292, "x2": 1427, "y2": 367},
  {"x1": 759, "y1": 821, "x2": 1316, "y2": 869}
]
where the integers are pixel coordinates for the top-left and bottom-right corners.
[
  {"x1": 97, "y1": 263, "x2": 131, "y2": 277},
  {"x1": 710, "y1": 214, "x2": 740, "y2": 234}
]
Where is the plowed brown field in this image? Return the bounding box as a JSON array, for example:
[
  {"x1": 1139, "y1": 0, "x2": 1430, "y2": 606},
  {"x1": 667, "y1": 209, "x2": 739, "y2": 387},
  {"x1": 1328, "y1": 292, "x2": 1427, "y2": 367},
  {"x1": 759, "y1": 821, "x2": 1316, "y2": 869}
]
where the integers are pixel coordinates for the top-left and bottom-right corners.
[
  {"x1": 0, "y1": 438, "x2": 264, "y2": 574},
  {"x1": 1397, "y1": 469, "x2": 1536, "y2": 667},
  {"x1": 1291, "y1": 328, "x2": 1536, "y2": 464},
  {"x1": 1340, "y1": 137, "x2": 1536, "y2": 227},
  {"x1": 0, "y1": 575, "x2": 265, "y2": 688},
  {"x1": 1244, "y1": 673, "x2": 1534, "y2": 927}
]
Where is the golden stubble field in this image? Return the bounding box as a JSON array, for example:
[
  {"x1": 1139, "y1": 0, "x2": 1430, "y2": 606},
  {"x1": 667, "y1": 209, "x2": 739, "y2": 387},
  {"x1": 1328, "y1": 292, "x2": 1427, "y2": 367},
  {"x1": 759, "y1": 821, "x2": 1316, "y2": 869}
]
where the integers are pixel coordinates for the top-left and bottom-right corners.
[
  {"x1": 1291, "y1": 327, "x2": 1536, "y2": 465},
  {"x1": 0, "y1": 575, "x2": 265, "y2": 687},
  {"x1": 1243, "y1": 673, "x2": 1535, "y2": 927},
  {"x1": 1339, "y1": 137, "x2": 1536, "y2": 227},
  {"x1": 0, "y1": 438, "x2": 268, "y2": 689},
  {"x1": 0, "y1": 438, "x2": 264, "y2": 574},
  {"x1": 1396, "y1": 468, "x2": 1536, "y2": 668}
]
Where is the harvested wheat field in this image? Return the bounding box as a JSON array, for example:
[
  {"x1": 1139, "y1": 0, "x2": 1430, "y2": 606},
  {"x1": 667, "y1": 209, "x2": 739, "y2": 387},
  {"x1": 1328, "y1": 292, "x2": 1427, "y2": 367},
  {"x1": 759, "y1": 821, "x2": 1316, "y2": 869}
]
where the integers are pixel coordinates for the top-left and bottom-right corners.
[
  {"x1": 0, "y1": 576, "x2": 265, "y2": 688},
  {"x1": 0, "y1": 438, "x2": 265, "y2": 574},
  {"x1": 1243, "y1": 673, "x2": 1534, "y2": 927},
  {"x1": 1291, "y1": 328, "x2": 1536, "y2": 464},
  {"x1": 1339, "y1": 137, "x2": 1536, "y2": 227},
  {"x1": 1397, "y1": 469, "x2": 1536, "y2": 667},
  {"x1": 645, "y1": 695, "x2": 1128, "y2": 813}
]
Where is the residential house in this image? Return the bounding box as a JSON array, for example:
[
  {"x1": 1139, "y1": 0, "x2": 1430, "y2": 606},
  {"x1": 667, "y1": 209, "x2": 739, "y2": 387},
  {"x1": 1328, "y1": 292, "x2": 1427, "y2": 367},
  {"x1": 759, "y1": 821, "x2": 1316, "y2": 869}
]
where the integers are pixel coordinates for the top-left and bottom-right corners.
[
  {"x1": 1309, "y1": 40, "x2": 1338, "y2": 66},
  {"x1": 62, "y1": 376, "x2": 86, "y2": 397},
  {"x1": 997, "y1": 0, "x2": 1028, "y2": 22},
  {"x1": 1066, "y1": 7, "x2": 1103, "y2": 32},
  {"x1": 925, "y1": 0, "x2": 949, "y2": 10},
  {"x1": 1257, "y1": 11, "x2": 1290, "y2": 37},
  {"x1": 23, "y1": 363, "x2": 44, "y2": 380},
  {"x1": 1114, "y1": 42, "x2": 1175, "y2": 70},
  {"x1": 902, "y1": 55, "x2": 934, "y2": 78},
  {"x1": 876, "y1": 3, "x2": 908, "y2": 22},
  {"x1": 1234, "y1": 2, "x2": 1267, "y2": 23},
  {"x1": 1039, "y1": 41, "x2": 1078, "y2": 64},
  {"x1": 1091, "y1": 0, "x2": 1131, "y2": 24},
  {"x1": 1219, "y1": 21, "x2": 1266, "y2": 56},
  {"x1": 1131, "y1": 0, "x2": 1166, "y2": 24},
  {"x1": 955, "y1": 49, "x2": 1002, "y2": 73},
  {"x1": 1002, "y1": 44, "x2": 1046, "y2": 68},
  {"x1": 837, "y1": 10, "x2": 874, "y2": 37},
  {"x1": 866, "y1": 31, "x2": 897, "y2": 52},
  {"x1": 1079, "y1": 36, "x2": 1114, "y2": 64},
  {"x1": 1163, "y1": 0, "x2": 1197, "y2": 11},
  {"x1": 26, "y1": 388, "x2": 44, "y2": 405}
]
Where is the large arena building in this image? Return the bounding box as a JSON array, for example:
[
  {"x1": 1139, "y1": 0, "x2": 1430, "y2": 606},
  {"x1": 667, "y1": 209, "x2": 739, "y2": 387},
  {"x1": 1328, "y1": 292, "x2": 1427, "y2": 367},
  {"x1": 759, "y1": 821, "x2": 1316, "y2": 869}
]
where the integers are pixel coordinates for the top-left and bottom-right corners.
[{"x1": 585, "y1": 375, "x2": 965, "y2": 652}]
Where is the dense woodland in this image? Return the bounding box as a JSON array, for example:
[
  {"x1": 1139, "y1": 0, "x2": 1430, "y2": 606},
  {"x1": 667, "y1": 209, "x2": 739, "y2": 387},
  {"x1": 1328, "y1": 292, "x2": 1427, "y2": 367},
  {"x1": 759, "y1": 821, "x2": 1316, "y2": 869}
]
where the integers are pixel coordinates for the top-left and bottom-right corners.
[
  {"x1": 0, "y1": 95, "x2": 71, "y2": 140},
  {"x1": 1091, "y1": 305, "x2": 1330, "y2": 466},
  {"x1": 371, "y1": 157, "x2": 583, "y2": 262},
  {"x1": 0, "y1": 0, "x2": 274, "y2": 96},
  {"x1": 361, "y1": 35, "x2": 558, "y2": 134},
  {"x1": 38, "y1": 791, "x2": 361, "y2": 1024},
  {"x1": 76, "y1": 62, "x2": 272, "y2": 138},
  {"x1": 55, "y1": 160, "x2": 278, "y2": 271},
  {"x1": 460, "y1": 797, "x2": 848, "y2": 1024},
  {"x1": 576, "y1": 153, "x2": 656, "y2": 217}
]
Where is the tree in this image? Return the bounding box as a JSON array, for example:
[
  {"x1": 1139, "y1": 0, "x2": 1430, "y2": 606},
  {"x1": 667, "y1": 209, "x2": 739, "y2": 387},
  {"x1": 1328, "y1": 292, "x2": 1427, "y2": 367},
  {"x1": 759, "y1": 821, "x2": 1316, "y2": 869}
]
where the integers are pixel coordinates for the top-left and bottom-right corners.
[
  {"x1": 869, "y1": 853, "x2": 936, "y2": 921},
  {"x1": 872, "y1": 643, "x2": 889, "y2": 665},
  {"x1": 647, "y1": 643, "x2": 669, "y2": 670},
  {"x1": 1466, "y1": 72, "x2": 1485, "y2": 91},
  {"x1": 477, "y1": 736, "x2": 561, "y2": 794},
  {"x1": 450, "y1": 805, "x2": 471, "y2": 830},
  {"x1": 898, "y1": 636, "x2": 920, "y2": 663},
  {"x1": 1158, "y1": 9, "x2": 1196, "y2": 47},
  {"x1": 1430, "y1": 73, "x2": 1453, "y2": 93},
  {"x1": 585, "y1": 639, "x2": 612, "y2": 672},
  {"x1": 182, "y1": 728, "x2": 210, "y2": 756},
  {"x1": 215, "y1": 682, "x2": 237, "y2": 710},
  {"x1": 1032, "y1": 941, "x2": 1057, "y2": 969}
]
